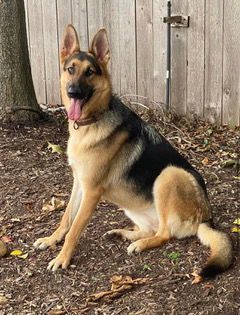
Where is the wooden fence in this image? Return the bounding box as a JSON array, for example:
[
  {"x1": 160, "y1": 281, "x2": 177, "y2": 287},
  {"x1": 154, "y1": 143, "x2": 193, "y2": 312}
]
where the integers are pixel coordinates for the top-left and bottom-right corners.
[{"x1": 24, "y1": 0, "x2": 240, "y2": 126}]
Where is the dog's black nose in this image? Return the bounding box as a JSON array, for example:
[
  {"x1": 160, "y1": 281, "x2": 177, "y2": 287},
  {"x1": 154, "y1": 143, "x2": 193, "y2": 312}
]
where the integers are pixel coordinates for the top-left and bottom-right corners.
[{"x1": 67, "y1": 85, "x2": 82, "y2": 99}]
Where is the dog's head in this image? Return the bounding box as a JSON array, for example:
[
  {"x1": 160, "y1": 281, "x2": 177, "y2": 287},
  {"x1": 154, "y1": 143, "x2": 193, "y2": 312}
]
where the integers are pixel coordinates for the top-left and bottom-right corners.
[{"x1": 60, "y1": 25, "x2": 111, "y2": 121}]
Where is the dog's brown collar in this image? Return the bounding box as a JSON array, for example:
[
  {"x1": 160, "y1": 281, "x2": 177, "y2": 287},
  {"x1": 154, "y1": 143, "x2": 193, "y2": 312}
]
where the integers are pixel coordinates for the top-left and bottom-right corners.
[
  {"x1": 72, "y1": 110, "x2": 106, "y2": 129},
  {"x1": 73, "y1": 116, "x2": 98, "y2": 129}
]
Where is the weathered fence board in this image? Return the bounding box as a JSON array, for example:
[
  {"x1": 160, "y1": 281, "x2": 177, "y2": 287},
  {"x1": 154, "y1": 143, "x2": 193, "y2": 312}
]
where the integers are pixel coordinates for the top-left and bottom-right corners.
[
  {"x1": 136, "y1": 0, "x2": 154, "y2": 100},
  {"x1": 153, "y1": 0, "x2": 166, "y2": 104},
  {"x1": 72, "y1": 0, "x2": 88, "y2": 51},
  {"x1": 27, "y1": 0, "x2": 46, "y2": 104},
  {"x1": 204, "y1": 0, "x2": 223, "y2": 124},
  {"x1": 119, "y1": 0, "x2": 137, "y2": 96},
  {"x1": 103, "y1": 0, "x2": 121, "y2": 95},
  {"x1": 222, "y1": 0, "x2": 240, "y2": 125},
  {"x1": 171, "y1": 0, "x2": 188, "y2": 115},
  {"x1": 186, "y1": 0, "x2": 205, "y2": 118},
  {"x1": 41, "y1": 0, "x2": 60, "y2": 104},
  {"x1": 57, "y1": 0, "x2": 72, "y2": 54},
  {"x1": 24, "y1": 0, "x2": 240, "y2": 125}
]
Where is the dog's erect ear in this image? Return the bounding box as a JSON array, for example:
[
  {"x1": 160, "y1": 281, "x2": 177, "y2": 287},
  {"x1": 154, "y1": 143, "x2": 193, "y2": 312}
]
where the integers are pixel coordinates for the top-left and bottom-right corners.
[
  {"x1": 61, "y1": 24, "x2": 80, "y2": 65},
  {"x1": 90, "y1": 29, "x2": 110, "y2": 65}
]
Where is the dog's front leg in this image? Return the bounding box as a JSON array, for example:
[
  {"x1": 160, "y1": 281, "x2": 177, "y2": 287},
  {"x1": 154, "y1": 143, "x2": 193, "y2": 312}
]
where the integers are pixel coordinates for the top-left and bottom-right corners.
[
  {"x1": 47, "y1": 185, "x2": 104, "y2": 271},
  {"x1": 34, "y1": 174, "x2": 82, "y2": 250}
]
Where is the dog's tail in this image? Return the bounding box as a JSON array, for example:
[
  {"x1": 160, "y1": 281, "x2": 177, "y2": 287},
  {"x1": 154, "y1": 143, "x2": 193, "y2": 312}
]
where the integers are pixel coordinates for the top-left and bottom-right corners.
[{"x1": 197, "y1": 222, "x2": 233, "y2": 277}]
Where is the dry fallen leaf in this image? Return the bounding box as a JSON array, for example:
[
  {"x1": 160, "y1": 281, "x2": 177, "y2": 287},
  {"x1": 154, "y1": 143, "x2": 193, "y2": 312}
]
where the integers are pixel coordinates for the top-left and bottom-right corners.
[
  {"x1": 201, "y1": 157, "x2": 209, "y2": 165},
  {"x1": 0, "y1": 240, "x2": 8, "y2": 257},
  {"x1": 53, "y1": 192, "x2": 69, "y2": 197},
  {"x1": 231, "y1": 226, "x2": 240, "y2": 233},
  {"x1": 233, "y1": 218, "x2": 240, "y2": 225},
  {"x1": 1, "y1": 236, "x2": 12, "y2": 243},
  {"x1": 47, "y1": 309, "x2": 65, "y2": 315},
  {"x1": 191, "y1": 271, "x2": 203, "y2": 284},
  {"x1": 18, "y1": 253, "x2": 29, "y2": 259},
  {"x1": 47, "y1": 142, "x2": 64, "y2": 154},
  {"x1": 233, "y1": 176, "x2": 240, "y2": 180},
  {"x1": 87, "y1": 275, "x2": 151, "y2": 304},
  {"x1": 110, "y1": 275, "x2": 150, "y2": 290},
  {"x1": 203, "y1": 283, "x2": 215, "y2": 290},
  {"x1": 0, "y1": 296, "x2": 8, "y2": 305},
  {"x1": 10, "y1": 249, "x2": 22, "y2": 256},
  {"x1": 42, "y1": 197, "x2": 65, "y2": 212}
]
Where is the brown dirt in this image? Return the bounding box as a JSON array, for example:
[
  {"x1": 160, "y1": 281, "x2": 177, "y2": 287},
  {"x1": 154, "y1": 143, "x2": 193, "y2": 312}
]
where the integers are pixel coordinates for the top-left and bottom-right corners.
[{"x1": 0, "y1": 108, "x2": 239, "y2": 315}]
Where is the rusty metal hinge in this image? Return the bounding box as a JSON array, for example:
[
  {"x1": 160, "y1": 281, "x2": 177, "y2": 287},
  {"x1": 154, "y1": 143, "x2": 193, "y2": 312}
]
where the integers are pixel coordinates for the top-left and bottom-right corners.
[{"x1": 163, "y1": 15, "x2": 190, "y2": 28}]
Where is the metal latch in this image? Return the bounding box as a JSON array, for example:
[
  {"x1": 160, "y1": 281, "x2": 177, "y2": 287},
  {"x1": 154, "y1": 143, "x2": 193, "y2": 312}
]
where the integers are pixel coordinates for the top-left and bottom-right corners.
[{"x1": 163, "y1": 16, "x2": 190, "y2": 28}]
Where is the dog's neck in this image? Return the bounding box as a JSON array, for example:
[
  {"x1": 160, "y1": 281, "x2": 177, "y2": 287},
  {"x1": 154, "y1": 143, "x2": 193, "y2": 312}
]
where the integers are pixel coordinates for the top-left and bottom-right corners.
[
  {"x1": 71, "y1": 112, "x2": 102, "y2": 129},
  {"x1": 68, "y1": 90, "x2": 112, "y2": 131}
]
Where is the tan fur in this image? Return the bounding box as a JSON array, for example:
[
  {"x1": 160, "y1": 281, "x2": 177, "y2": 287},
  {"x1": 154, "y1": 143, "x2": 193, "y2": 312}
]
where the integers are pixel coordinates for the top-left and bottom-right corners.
[
  {"x1": 197, "y1": 223, "x2": 233, "y2": 270},
  {"x1": 34, "y1": 25, "x2": 232, "y2": 277}
]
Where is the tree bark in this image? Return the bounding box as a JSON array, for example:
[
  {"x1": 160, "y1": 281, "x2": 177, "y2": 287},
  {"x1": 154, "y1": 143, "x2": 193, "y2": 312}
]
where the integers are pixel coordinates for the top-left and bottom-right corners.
[{"x1": 0, "y1": 0, "x2": 43, "y2": 122}]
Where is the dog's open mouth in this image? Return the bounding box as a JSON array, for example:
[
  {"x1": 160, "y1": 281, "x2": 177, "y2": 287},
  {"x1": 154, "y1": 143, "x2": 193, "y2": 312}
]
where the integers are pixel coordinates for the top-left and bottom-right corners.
[{"x1": 68, "y1": 98, "x2": 86, "y2": 121}]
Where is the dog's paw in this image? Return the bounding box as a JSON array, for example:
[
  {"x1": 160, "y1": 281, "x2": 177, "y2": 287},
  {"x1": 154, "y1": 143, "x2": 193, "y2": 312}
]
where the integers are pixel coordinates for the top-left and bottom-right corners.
[
  {"x1": 47, "y1": 253, "x2": 70, "y2": 272},
  {"x1": 127, "y1": 240, "x2": 144, "y2": 255},
  {"x1": 104, "y1": 229, "x2": 126, "y2": 240},
  {"x1": 33, "y1": 237, "x2": 55, "y2": 250}
]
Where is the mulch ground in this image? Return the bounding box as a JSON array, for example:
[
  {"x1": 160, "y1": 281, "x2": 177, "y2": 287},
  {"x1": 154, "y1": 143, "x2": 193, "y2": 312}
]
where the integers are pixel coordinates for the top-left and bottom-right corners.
[{"x1": 0, "y1": 105, "x2": 239, "y2": 315}]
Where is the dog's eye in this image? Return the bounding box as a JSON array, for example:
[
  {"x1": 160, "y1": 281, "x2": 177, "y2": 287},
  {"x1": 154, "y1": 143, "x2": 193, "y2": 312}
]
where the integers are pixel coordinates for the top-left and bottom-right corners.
[
  {"x1": 85, "y1": 68, "x2": 94, "y2": 77},
  {"x1": 67, "y1": 66, "x2": 74, "y2": 75}
]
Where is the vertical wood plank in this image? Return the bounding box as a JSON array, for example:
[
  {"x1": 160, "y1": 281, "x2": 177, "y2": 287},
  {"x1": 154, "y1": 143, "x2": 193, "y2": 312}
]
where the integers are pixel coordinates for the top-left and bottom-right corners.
[
  {"x1": 57, "y1": 0, "x2": 72, "y2": 53},
  {"x1": 171, "y1": 0, "x2": 188, "y2": 115},
  {"x1": 136, "y1": 0, "x2": 154, "y2": 100},
  {"x1": 71, "y1": 0, "x2": 88, "y2": 51},
  {"x1": 222, "y1": 0, "x2": 240, "y2": 125},
  {"x1": 86, "y1": 0, "x2": 104, "y2": 43},
  {"x1": 186, "y1": 0, "x2": 205, "y2": 117},
  {"x1": 204, "y1": 0, "x2": 223, "y2": 124},
  {"x1": 27, "y1": 0, "x2": 46, "y2": 104},
  {"x1": 153, "y1": 0, "x2": 167, "y2": 106},
  {"x1": 42, "y1": 0, "x2": 60, "y2": 104},
  {"x1": 102, "y1": 0, "x2": 120, "y2": 94},
  {"x1": 119, "y1": 0, "x2": 136, "y2": 96},
  {"x1": 86, "y1": 0, "x2": 106, "y2": 80}
]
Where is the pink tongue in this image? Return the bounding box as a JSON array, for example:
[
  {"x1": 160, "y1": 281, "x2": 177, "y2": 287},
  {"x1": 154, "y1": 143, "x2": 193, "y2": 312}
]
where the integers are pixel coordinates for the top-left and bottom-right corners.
[{"x1": 68, "y1": 98, "x2": 84, "y2": 120}]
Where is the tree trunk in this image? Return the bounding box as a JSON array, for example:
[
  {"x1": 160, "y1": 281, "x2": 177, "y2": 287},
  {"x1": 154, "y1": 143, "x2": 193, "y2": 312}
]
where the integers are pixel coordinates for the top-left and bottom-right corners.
[{"x1": 0, "y1": 0, "x2": 43, "y2": 122}]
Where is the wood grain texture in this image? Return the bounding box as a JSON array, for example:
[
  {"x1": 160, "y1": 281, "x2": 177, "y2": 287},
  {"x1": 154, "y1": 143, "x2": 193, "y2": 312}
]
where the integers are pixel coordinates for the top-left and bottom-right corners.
[
  {"x1": 186, "y1": 0, "x2": 205, "y2": 118},
  {"x1": 27, "y1": 0, "x2": 46, "y2": 104},
  {"x1": 86, "y1": 0, "x2": 103, "y2": 43},
  {"x1": 136, "y1": 0, "x2": 154, "y2": 100},
  {"x1": 204, "y1": 0, "x2": 223, "y2": 124},
  {"x1": 119, "y1": 0, "x2": 136, "y2": 96},
  {"x1": 103, "y1": 0, "x2": 120, "y2": 94},
  {"x1": 153, "y1": 0, "x2": 166, "y2": 106},
  {"x1": 171, "y1": 0, "x2": 188, "y2": 115},
  {"x1": 57, "y1": 0, "x2": 72, "y2": 52},
  {"x1": 42, "y1": 0, "x2": 60, "y2": 104},
  {"x1": 71, "y1": 0, "x2": 88, "y2": 51},
  {"x1": 222, "y1": 0, "x2": 240, "y2": 125}
]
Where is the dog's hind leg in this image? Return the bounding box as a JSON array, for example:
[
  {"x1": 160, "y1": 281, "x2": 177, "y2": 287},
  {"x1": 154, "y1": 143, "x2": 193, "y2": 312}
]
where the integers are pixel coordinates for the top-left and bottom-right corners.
[
  {"x1": 34, "y1": 173, "x2": 82, "y2": 250},
  {"x1": 105, "y1": 227, "x2": 154, "y2": 241},
  {"x1": 128, "y1": 166, "x2": 208, "y2": 255},
  {"x1": 105, "y1": 206, "x2": 157, "y2": 241},
  {"x1": 127, "y1": 225, "x2": 171, "y2": 254}
]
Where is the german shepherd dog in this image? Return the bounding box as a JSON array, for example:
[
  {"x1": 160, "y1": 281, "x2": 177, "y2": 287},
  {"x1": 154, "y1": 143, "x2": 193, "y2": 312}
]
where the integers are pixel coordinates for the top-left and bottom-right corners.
[{"x1": 34, "y1": 25, "x2": 232, "y2": 278}]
